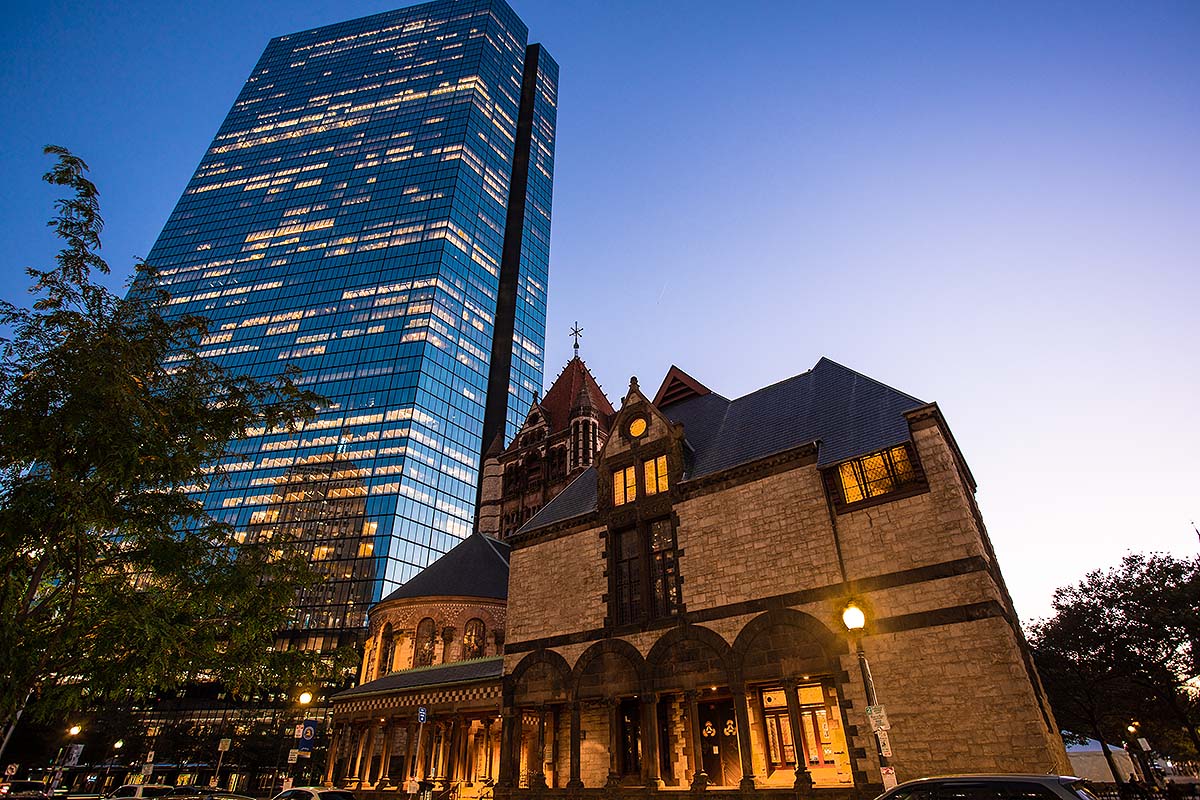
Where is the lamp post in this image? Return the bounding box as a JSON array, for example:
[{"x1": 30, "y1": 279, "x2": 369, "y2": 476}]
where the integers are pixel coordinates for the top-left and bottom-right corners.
[
  {"x1": 51, "y1": 725, "x2": 82, "y2": 793},
  {"x1": 104, "y1": 740, "x2": 124, "y2": 791},
  {"x1": 842, "y1": 602, "x2": 897, "y2": 791}
]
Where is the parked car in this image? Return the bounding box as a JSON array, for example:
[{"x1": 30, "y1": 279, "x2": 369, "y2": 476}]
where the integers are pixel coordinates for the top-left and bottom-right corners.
[
  {"x1": 270, "y1": 788, "x2": 356, "y2": 800},
  {"x1": 1, "y1": 781, "x2": 51, "y2": 800},
  {"x1": 106, "y1": 786, "x2": 174, "y2": 800},
  {"x1": 163, "y1": 792, "x2": 255, "y2": 800},
  {"x1": 875, "y1": 775, "x2": 1100, "y2": 800}
]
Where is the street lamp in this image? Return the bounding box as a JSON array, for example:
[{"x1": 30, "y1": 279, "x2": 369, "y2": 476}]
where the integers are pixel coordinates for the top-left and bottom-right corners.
[
  {"x1": 842, "y1": 602, "x2": 897, "y2": 790},
  {"x1": 104, "y1": 740, "x2": 124, "y2": 789}
]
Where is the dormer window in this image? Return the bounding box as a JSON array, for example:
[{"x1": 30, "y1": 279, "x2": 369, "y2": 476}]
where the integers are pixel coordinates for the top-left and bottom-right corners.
[{"x1": 832, "y1": 444, "x2": 924, "y2": 508}]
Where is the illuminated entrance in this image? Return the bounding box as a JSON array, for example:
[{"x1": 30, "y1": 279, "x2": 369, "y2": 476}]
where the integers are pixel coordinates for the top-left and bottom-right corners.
[{"x1": 759, "y1": 685, "x2": 853, "y2": 787}]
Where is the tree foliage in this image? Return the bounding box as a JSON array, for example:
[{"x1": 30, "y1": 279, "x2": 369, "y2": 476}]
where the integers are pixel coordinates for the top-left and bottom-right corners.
[
  {"x1": 1029, "y1": 551, "x2": 1200, "y2": 776},
  {"x1": 0, "y1": 147, "x2": 331, "y2": 734}
]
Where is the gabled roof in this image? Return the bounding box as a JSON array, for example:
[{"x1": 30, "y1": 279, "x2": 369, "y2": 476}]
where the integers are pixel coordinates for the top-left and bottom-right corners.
[
  {"x1": 537, "y1": 357, "x2": 615, "y2": 433},
  {"x1": 654, "y1": 366, "x2": 712, "y2": 407},
  {"x1": 517, "y1": 357, "x2": 926, "y2": 535},
  {"x1": 378, "y1": 532, "x2": 510, "y2": 603},
  {"x1": 332, "y1": 656, "x2": 503, "y2": 700}
]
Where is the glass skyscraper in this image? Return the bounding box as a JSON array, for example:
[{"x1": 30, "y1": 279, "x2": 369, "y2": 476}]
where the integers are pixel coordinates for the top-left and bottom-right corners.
[{"x1": 146, "y1": 0, "x2": 556, "y2": 651}]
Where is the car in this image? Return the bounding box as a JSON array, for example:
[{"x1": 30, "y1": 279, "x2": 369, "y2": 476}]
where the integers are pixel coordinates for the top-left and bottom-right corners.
[
  {"x1": 106, "y1": 786, "x2": 174, "y2": 800},
  {"x1": 875, "y1": 775, "x2": 1101, "y2": 800},
  {"x1": 270, "y1": 788, "x2": 356, "y2": 800},
  {"x1": 163, "y1": 793, "x2": 255, "y2": 800},
  {"x1": 1, "y1": 781, "x2": 51, "y2": 800}
]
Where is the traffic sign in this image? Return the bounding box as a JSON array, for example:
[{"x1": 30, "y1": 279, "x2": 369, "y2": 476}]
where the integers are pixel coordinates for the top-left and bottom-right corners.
[
  {"x1": 218, "y1": 739, "x2": 231, "y2": 753},
  {"x1": 287, "y1": 749, "x2": 299, "y2": 765},
  {"x1": 418, "y1": 707, "x2": 427, "y2": 723},
  {"x1": 876, "y1": 729, "x2": 894, "y2": 758},
  {"x1": 145, "y1": 750, "x2": 155, "y2": 763},
  {"x1": 5, "y1": 764, "x2": 17, "y2": 777},
  {"x1": 298, "y1": 720, "x2": 318, "y2": 753},
  {"x1": 881, "y1": 766, "x2": 898, "y2": 790},
  {"x1": 865, "y1": 705, "x2": 890, "y2": 731}
]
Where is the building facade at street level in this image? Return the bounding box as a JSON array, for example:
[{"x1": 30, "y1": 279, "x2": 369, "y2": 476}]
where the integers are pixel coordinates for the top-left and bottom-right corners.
[
  {"x1": 499, "y1": 358, "x2": 1071, "y2": 798},
  {"x1": 327, "y1": 356, "x2": 612, "y2": 796},
  {"x1": 141, "y1": 0, "x2": 558, "y2": 654}
]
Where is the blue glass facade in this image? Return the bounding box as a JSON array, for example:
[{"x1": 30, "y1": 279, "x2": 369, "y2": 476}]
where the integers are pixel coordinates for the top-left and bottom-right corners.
[{"x1": 144, "y1": 0, "x2": 555, "y2": 650}]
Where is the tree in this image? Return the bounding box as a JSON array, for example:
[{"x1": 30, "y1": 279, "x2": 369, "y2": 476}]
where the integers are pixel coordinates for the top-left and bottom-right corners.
[
  {"x1": 1029, "y1": 551, "x2": 1200, "y2": 780},
  {"x1": 0, "y1": 147, "x2": 329, "y2": 751}
]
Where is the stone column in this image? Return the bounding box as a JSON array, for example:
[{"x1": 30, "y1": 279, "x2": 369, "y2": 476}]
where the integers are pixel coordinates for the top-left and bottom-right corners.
[
  {"x1": 784, "y1": 681, "x2": 814, "y2": 794},
  {"x1": 324, "y1": 724, "x2": 342, "y2": 786},
  {"x1": 362, "y1": 725, "x2": 378, "y2": 787},
  {"x1": 606, "y1": 698, "x2": 621, "y2": 787},
  {"x1": 444, "y1": 718, "x2": 460, "y2": 785},
  {"x1": 378, "y1": 721, "x2": 395, "y2": 788},
  {"x1": 530, "y1": 707, "x2": 548, "y2": 788},
  {"x1": 484, "y1": 718, "x2": 496, "y2": 782},
  {"x1": 732, "y1": 687, "x2": 756, "y2": 790},
  {"x1": 567, "y1": 702, "x2": 583, "y2": 788},
  {"x1": 403, "y1": 722, "x2": 416, "y2": 782},
  {"x1": 642, "y1": 694, "x2": 664, "y2": 788},
  {"x1": 349, "y1": 725, "x2": 368, "y2": 787},
  {"x1": 685, "y1": 691, "x2": 708, "y2": 791},
  {"x1": 551, "y1": 706, "x2": 561, "y2": 788},
  {"x1": 498, "y1": 708, "x2": 516, "y2": 788}
]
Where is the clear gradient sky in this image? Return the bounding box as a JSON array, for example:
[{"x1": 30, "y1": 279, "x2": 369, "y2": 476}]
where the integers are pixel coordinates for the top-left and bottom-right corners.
[{"x1": 2, "y1": 0, "x2": 1197, "y2": 621}]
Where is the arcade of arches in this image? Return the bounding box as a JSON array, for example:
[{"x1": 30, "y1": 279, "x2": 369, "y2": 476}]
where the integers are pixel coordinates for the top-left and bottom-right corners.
[{"x1": 501, "y1": 613, "x2": 856, "y2": 796}]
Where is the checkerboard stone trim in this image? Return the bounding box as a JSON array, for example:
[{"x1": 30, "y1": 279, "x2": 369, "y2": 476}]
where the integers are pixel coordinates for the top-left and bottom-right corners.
[{"x1": 337, "y1": 681, "x2": 500, "y2": 714}]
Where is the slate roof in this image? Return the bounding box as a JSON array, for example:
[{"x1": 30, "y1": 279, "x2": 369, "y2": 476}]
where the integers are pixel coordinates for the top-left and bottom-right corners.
[
  {"x1": 537, "y1": 357, "x2": 615, "y2": 433},
  {"x1": 332, "y1": 656, "x2": 503, "y2": 700},
  {"x1": 378, "y1": 532, "x2": 510, "y2": 603},
  {"x1": 517, "y1": 357, "x2": 926, "y2": 535}
]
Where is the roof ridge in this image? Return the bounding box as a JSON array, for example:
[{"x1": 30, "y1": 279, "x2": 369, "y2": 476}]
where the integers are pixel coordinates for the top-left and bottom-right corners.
[
  {"x1": 476, "y1": 529, "x2": 510, "y2": 566},
  {"x1": 813, "y1": 356, "x2": 924, "y2": 405}
]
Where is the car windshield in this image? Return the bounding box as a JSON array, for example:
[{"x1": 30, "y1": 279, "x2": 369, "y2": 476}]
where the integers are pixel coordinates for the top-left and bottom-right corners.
[
  {"x1": 318, "y1": 792, "x2": 356, "y2": 800},
  {"x1": 1070, "y1": 783, "x2": 1100, "y2": 800},
  {"x1": 143, "y1": 789, "x2": 173, "y2": 798}
]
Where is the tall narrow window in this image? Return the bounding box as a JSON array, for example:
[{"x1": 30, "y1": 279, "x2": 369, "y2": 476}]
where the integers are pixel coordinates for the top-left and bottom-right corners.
[
  {"x1": 377, "y1": 624, "x2": 396, "y2": 677},
  {"x1": 414, "y1": 617, "x2": 437, "y2": 667},
  {"x1": 614, "y1": 528, "x2": 643, "y2": 625},
  {"x1": 649, "y1": 519, "x2": 680, "y2": 618},
  {"x1": 613, "y1": 465, "x2": 637, "y2": 506},
  {"x1": 643, "y1": 455, "x2": 669, "y2": 495},
  {"x1": 463, "y1": 618, "x2": 485, "y2": 659}
]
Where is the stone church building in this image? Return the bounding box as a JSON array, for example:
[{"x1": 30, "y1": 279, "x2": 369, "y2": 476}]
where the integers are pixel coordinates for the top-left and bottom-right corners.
[{"x1": 330, "y1": 355, "x2": 1069, "y2": 798}]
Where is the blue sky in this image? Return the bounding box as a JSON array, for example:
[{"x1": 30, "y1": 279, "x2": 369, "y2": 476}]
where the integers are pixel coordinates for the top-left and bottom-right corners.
[{"x1": 2, "y1": 0, "x2": 1197, "y2": 619}]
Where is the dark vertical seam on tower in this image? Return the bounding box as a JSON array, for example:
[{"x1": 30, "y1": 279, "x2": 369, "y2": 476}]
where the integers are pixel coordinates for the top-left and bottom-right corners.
[{"x1": 477, "y1": 43, "x2": 542, "y2": 517}]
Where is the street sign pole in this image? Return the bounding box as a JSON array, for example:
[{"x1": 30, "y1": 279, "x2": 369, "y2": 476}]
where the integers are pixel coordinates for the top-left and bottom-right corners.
[{"x1": 412, "y1": 706, "x2": 428, "y2": 790}]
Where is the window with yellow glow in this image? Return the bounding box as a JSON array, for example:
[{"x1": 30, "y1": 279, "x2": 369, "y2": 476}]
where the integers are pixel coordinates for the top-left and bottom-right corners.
[
  {"x1": 628, "y1": 417, "x2": 647, "y2": 438},
  {"x1": 643, "y1": 455, "x2": 669, "y2": 495},
  {"x1": 837, "y1": 445, "x2": 920, "y2": 505},
  {"x1": 613, "y1": 466, "x2": 637, "y2": 506}
]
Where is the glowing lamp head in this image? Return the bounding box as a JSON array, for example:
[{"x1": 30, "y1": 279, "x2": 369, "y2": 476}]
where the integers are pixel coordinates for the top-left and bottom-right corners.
[
  {"x1": 298, "y1": 691, "x2": 313, "y2": 705},
  {"x1": 842, "y1": 603, "x2": 866, "y2": 632},
  {"x1": 68, "y1": 724, "x2": 82, "y2": 736},
  {"x1": 114, "y1": 740, "x2": 124, "y2": 749}
]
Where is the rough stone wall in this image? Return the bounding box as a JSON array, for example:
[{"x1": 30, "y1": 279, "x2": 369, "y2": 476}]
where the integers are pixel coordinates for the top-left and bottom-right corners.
[
  {"x1": 507, "y1": 528, "x2": 606, "y2": 644},
  {"x1": 579, "y1": 703, "x2": 610, "y2": 787},
  {"x1": 675, "y1": 465, "x2": 842, "y2": 609},
  {"x1": 835, "y1": 425, "x2": 988, "y2": 580},
  {"x1": 838, "y1": 616, "x2": 1071, "y2": 779}
]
